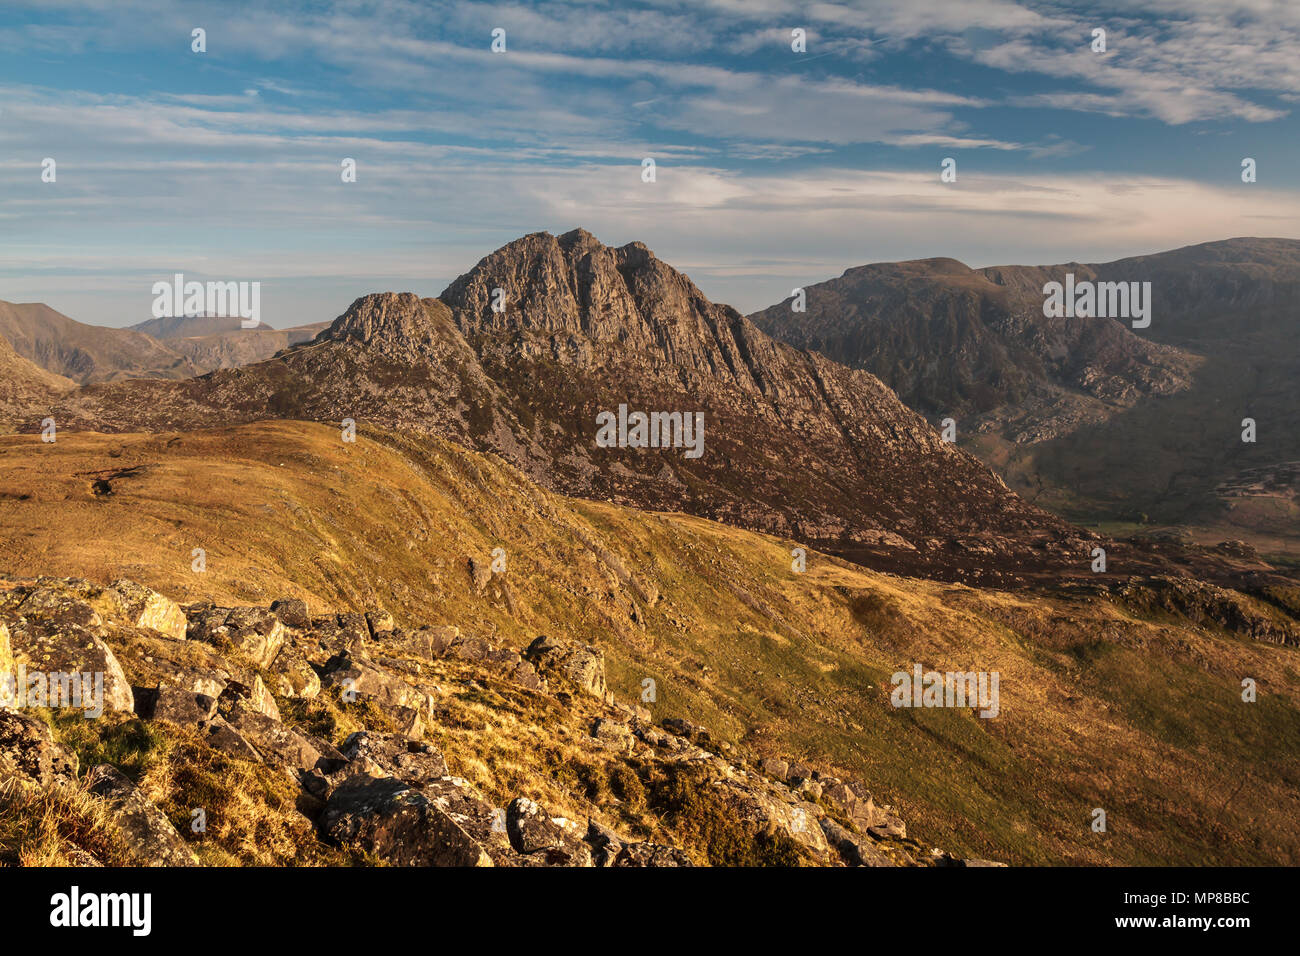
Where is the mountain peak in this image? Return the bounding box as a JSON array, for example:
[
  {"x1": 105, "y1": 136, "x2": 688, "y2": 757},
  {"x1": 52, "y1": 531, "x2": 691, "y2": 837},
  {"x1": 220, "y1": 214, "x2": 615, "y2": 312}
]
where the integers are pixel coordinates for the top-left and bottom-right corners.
[
  {"x1": 438, "y1": 228, "x2": 729, "y2": 367},
  {"x1": 316, "y1": 292, "x2": 441, "y2": 359}
]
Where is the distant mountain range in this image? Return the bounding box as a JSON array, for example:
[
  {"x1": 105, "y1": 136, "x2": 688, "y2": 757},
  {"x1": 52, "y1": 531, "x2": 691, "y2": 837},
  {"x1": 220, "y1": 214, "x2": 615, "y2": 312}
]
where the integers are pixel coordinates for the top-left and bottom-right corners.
[
  {"x1": 129, "y1": 314, "x2": 267, "y2": 338},
  {"x1": 0, "y1": 301, "x2": 326, "y2": 383},
  {"x1": 751, "y1": 238, "x2": 1300, "y2": 553}
]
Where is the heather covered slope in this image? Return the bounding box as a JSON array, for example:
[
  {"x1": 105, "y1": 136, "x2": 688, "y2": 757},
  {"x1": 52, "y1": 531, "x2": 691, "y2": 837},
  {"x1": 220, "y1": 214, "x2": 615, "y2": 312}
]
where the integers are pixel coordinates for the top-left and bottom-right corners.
[
  {"x1": 751, "y1": 239, "x2": 1300, "y2": 557},
  {"x1": 1, "y1": 421, "x2": 1297, "y2": 865}
]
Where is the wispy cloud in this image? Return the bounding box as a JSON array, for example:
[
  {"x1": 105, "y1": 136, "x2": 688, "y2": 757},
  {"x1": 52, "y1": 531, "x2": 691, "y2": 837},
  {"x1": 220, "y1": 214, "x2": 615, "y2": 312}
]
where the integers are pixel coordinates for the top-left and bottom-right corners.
[{"x1": 0, "y1": 0, "x2": 1295, "y2": 327}]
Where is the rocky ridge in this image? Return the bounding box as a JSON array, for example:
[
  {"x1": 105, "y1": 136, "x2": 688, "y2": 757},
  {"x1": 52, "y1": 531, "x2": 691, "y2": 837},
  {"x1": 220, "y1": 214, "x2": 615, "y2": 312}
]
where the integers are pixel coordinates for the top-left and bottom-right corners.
[{"x1": 0, "y1": 576, "x2": 995, "y2": 868}]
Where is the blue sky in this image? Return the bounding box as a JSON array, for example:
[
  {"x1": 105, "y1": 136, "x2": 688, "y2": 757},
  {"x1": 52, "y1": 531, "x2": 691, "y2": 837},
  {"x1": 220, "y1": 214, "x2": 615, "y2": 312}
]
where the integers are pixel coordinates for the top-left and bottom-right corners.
[{"x1": 1, "y1": 0, "x2": 1297, "y2": 327}]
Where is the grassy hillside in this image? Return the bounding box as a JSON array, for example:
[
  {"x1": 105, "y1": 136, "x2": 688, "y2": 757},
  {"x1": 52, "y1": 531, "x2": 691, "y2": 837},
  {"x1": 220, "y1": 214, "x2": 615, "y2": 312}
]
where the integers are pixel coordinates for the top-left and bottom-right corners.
[{"x1": 1, "y1": 420, "x2": 1297, "y2": 864}]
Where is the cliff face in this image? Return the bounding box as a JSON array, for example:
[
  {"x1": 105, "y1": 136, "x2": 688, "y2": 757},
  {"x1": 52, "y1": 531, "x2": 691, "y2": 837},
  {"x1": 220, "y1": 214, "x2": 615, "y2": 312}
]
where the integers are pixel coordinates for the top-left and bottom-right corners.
[
  {"x1": 434, "y1": 230, "x2": 1074, "y2": 563},
  {"x1": 749, "y1": 238, "x2": 1300, "y2": 534},
  {"x1": 749, "y1": 256, "x2": 1199, "y2": 441}
]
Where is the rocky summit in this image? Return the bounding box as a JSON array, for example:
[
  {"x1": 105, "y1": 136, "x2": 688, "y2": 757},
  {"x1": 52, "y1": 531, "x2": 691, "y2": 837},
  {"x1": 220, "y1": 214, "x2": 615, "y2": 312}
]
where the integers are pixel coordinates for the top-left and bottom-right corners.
[{"x1": 0, "y1": 576, "x2": 990, "y2": 868}]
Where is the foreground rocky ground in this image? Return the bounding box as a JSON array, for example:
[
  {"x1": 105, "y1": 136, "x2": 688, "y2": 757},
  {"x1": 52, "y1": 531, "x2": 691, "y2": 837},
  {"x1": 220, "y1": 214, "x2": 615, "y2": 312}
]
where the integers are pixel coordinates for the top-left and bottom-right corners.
[{"x1": 0, "y1": 576, "x2": 998, "y2": 867}]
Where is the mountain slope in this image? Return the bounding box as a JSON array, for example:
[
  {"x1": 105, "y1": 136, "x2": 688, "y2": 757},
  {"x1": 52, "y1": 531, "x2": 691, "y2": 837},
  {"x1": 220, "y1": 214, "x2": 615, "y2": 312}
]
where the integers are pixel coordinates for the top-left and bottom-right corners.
[
  {"x1": 0, "y1": 332, "x2": 76, "y2": 409},
  {"x1": 162, "y1": 322, "x2": 329, "y2": 372},
  {"x1": 0, "y1": 300, "x2": 197, "y2": 383},
  {"x1": 129, "y1": 315, "x2": 269, "y2": 338},
  {"x1": 750, "y1": 239, "x2": 1300, "y2": 554},
  {"x1": 1, "y1": 421, "x2": 1296, "y2": 865},
  {"x1": 749, "y1": 256, "x2": 1199, "y2": 443}
]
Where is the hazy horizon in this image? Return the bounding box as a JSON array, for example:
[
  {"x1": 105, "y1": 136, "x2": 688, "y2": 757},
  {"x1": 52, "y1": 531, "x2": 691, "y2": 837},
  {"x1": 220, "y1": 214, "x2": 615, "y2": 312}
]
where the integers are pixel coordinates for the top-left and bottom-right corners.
[{"x1": 3, "y1": 0, "x2": 1299, "y2": 327}]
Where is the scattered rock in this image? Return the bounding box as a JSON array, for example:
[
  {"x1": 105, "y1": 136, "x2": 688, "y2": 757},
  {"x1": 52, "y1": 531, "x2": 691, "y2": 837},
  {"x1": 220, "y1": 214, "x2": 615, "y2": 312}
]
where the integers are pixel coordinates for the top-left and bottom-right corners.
[
  {"x1": 322, "y1": 775, "x2": 493, "y2": 866},
  {"x1": 222, "y1": 608, "x2": 288, "y2": 668},
  {"x1": 218, "y1": 672, "x2": 281, "y2": 722},
  {"x1": 85, "y1": 764, "x2": 198, "y2": 866},
  {"x1": 269, "y1": 597, "x2": 310, "y2": 629},
  {"x1": 7, "y1": 623, "x2": 134, "y2": 713},
  {"x1": 505, "y1": 796, "x2": 593, "y2": 866},
  {"x1": 591, "y1": 717, "x2": 635, "y2": 753},
  {"x1": 111, "y1": 579, "x2": 187, "y2": 641},
  {"x1": 321, "y1": 653, "x2": 435, "y2": 722},
  {"x1": 821, "y1": 817, "x2": 895, "y2": 867},
  {"x1": 142, "y1": 685, "x2": 219, "y2": 725},
  {"x1": 524, "y1": 634, "x2": 607, "y2": 699},
  {"x1": 0, "y1": 709, "x2": 78, "y2": 787},
  {"x1": 270, "y1": 645, "x2": 320, "y2": 699},
  {"x1": 339, "y1": 731, "x2": 448, "y2": 784}
]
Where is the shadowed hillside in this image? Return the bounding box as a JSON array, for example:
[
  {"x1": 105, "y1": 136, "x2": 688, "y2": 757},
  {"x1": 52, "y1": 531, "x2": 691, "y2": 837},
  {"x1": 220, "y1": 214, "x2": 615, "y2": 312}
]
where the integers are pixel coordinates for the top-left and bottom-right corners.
[{"x1": 751, "y1": 239, "x2": 1300, "y2": 559}]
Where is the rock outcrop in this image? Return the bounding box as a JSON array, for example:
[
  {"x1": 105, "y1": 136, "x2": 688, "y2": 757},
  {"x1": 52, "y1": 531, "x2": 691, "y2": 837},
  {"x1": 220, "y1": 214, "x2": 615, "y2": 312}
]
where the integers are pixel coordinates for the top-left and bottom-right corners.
[{"x1": 0, "y1": 576, "x2": 987, "y2": 868}]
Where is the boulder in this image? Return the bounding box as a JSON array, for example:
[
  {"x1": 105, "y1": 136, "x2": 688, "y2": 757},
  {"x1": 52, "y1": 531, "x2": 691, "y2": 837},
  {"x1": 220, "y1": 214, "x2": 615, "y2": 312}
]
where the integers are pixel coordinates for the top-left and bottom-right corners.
[
  {"x1": 85, "y1": 764, "x2": 198, "y2": 866},
  {"x1": 505, "y1": 796, "x2": 593, "y2": 866},
  {"x1": 662, "y1": 716, "x2": 712, "y2": 746},
  {"x1": 868, "y1": 814, "x2": 907, "y2": 840},
  {"x1": 217, "y1": 672, "x2": 280, "y2": 722},
  {"x1": 467, "y1": 556, "x2": 493, "y2": 593},
  {"x1": 339, "y1": 731, "x2": 448, "y2": 784},
  {"x1": 7, "y1": 622, "x2": 134, "y2": 714},
  {"x1": 390, "y1": 625, "x2": 459, "y2": 660},
  {"x1": 269, "y1": 597, "x2": 310, "y2": 629},
  {"x1": 820, "y1": 817, "x2": 896, "y2": 867},
  {"x1": 222, "y1": 608, "x2": 288, "y2": 668},
  {"x1": 612, "y1": 842, "x2": 694, "y2": 867},
  {"x1": 586, "y1": 819, "x2": 624, "y2": 867},
  {"x1": 110, "y1": 579, "x2": 187, "y2": 641},
  {"x1": 321, "y1": 775, "x2": 493, "y2": 866},
  {"x1": 14, "y1": 587, "x2": 103, "y2": 629},
  {"x1": 524, "y1": 634, "x2": 607, "y2": 699},
  {"x1": 195, "y1": 715, "x2": 262, "y2": 762},
  {"x1": 365, "y1": 609, "x2": 395, "y2": 637},
  {"x1": 421, "y1": 778, "x2": 517, "y2": 865},
  {"x1": 591, "y1": 717, "x2": 635, "y2": 753},
  {"x1": 142, "y1": 685, "x2": 218, "y2": 726},
  {"x1": 0, "y1": 709, "x2": 78, "y2": 787},
  {"x1": 822, "y1": 779, "x2": 882, "y2": 831},
  {"x1": 304, "y1": 615, "x2": 369, "y2": 665},
  {"x1": 223, "y1": 702, "x2": 323, "y2": 773},
  {"x1": 269, "y1": 645, "x2": 320, "y2": 699},
  {"x1": 711, "y1": 775, "x2": 831, "y2": 863},
  {"x1": 184, "y1": 606, "x2": 234, "y2": 645},
  {"x1": 321, "y1": 654, "x2": 435, "y2": 720}
]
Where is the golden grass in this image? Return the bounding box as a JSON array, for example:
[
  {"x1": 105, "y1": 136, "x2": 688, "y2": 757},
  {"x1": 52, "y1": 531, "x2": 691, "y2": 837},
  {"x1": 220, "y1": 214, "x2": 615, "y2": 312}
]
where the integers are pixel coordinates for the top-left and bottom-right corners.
[{"x1": 2, "y1": 421, "x2": 1298, "y2": 865}]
